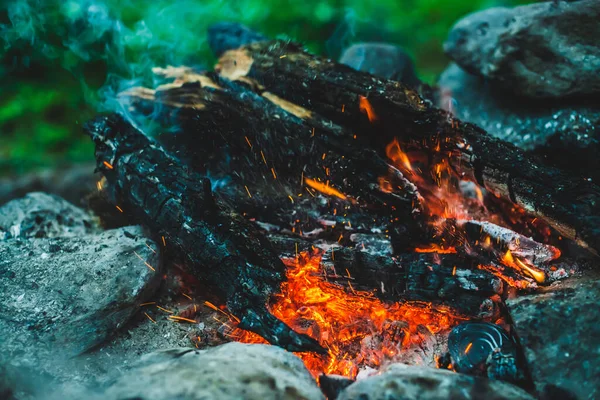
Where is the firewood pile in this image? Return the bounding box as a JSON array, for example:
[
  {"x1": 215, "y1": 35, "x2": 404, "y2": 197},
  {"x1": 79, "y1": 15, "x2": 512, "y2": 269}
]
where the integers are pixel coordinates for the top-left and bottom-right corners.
[{"x1": 85, "y1": 38, "x2": 596, "y2": 377}]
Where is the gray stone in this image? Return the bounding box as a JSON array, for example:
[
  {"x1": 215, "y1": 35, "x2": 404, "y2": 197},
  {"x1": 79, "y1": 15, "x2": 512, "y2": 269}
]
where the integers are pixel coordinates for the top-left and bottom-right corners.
[
  {"x1": 77, "y1": 269, "x2": 232, "y2": 383},
  {"x1": 0, "y1": 192, "x2": 99, "y2": 239},
  {"x1": 338, "y1": 363, "x2": 534, "y2": 400},
  {"x1": 340, "y1": 43, "x2": 420, "y2": 87},
  {"x1": 102, "y1": 343, "x2": 324, "y2": 400},
  {"x1": 506, "y1": 276, "x2": 600, "y2": 399},
  {"x1": 448, "y1": 322, "x2": 521, "y2": 384},
  {"x1": 0, "y1": 225, "x2": 162, "y2": 374},
  {"x1": 319, "y1": 374, "x2": 354, "y2": 400},
  {"x1": 0, "y1": 364, "x2": 16, "y2": 400},
  {"x1": 0, "y1": 235, "x2": 239, "y2": 398},
  {"x1": 438, "y1": 63, "x2": 600, "y2": 179},
  {"x1": 0, "y1": 164, "x2": 97, "y2": 208},
  {"x1": 444, "y1": 0, "x2": 600, "y2": 98}
]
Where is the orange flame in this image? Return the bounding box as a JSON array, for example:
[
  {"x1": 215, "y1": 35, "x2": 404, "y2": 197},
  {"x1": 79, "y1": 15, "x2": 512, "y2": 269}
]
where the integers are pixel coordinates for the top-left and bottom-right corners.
[
  {"x1": 231, "y1": 133, "x2": 560, "y2": 379},
  {"x1": 502, "y1": 249, "x2": 515, "y2": 265},
  {"x1": 237, "y1": 252, "x2": 462, "y2": 377},
  {"x1": 386, "y1": 139, "x2": 412, "y2": 171},
  {"x1": 501, "y1": 250, "x2": 546, "y2": 284},
  {"x1": 383, "y1": 137, "x2": 557, "y2": 286},
  {"x1": 378, "y1": 176, "x2": 394, "y2": 193},
  {"x1": 359, "y1": 95, "x2": 377, "y2": 122},
  {"x1": 478, "y1": 264, "x2": 533, "y2": 290},
  {"x1": 515, "y1": 258, "x2": 546, "y2": 284}
]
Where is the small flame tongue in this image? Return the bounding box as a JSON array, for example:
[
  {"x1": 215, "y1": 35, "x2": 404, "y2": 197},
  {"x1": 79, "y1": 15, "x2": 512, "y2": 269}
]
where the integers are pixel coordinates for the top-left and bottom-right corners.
[
  {"x1": 454, "y1": 219, "x2": 559, "y2": 284},
  {"x1": 382, "y1": 138, "x2": 560, "y2": 286},
  {"x1": 501, "y1": 250, "x2": 547, "y2": 284}
]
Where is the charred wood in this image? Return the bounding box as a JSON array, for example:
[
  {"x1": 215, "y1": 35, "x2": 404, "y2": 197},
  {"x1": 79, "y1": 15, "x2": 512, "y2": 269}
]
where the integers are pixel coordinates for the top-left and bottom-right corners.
[
  {"x1": 84, "y1": 113, "x2": 324, "y2": 353},
  {"x1": 120, "y1": 68, "x2": 426, "y2": 249},
  {"x1": 118, "y1": 64, "x2": 562, "y2": 288},
  {"x1": 118, "y1": 55, "x2": 570, "y2": 291},
  {"x1": 436, "y1": 219, "x2": 561, "y2": 285},
  {"x1": 213, "y1": 40, "x2": 600, "y2": 255},
  {"x1": 319, "y1": 247, "x2": 502, "y2": 318}
]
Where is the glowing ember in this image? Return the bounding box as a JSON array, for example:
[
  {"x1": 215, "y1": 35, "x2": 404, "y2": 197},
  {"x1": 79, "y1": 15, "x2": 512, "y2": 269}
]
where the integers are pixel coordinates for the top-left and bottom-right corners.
[
  {"x1": 377, "y1": 176, "x2": 394, "y2": 193},
  {"x1": 501, "y1": 250, "x2": 547, "y2": 284},
  {"x1": 228, "y1": 132, "x2": 561, "y2": 378},
  {"x1": 228, "y1": 114, "x2": 562, "y2": 378},
  {"x1": 478, "y1": 264, "x2": 533, "y2": 290},
  {"x1": 383, "y1": 133, "x2": 560, "y2": 287},
  {"x1": 236, "y1": 251, "x2": 463, "y2": 378},
  {"x1": 305, "y1": 177, "x2": 349, "y2": 201},
  {"x1": 414, "y1": 246, "x2": 457, "y2": 254}
]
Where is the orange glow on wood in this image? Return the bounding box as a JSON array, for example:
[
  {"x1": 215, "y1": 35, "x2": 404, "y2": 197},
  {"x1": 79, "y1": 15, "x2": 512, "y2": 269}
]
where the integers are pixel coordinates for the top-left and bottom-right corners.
[
  {"x1": 414, "y1": 246, "x2": 457, "y2": 254},
  {"x1": 235, "y1": 252, "x2": 463, "y2": 378}
]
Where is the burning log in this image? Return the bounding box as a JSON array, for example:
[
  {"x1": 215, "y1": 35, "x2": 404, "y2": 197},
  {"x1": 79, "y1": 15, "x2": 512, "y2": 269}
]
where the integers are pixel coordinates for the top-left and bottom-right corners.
[
  {"x1": 458, "y1": 220, "x2": 559, "y2": 266},
  {"x1": 119, "y1": 63, "x2": 563, "y2": 289},
  {"x1": 120, "y1": 67, "x2": 426, "y2": 247},
  {"x1": 213, "y1": 40, "x2": 600, "y2": 255},
  {"x1": 409, "y1": 219, "x2": 561, "y2": 287},
  {"x1": 85, "y1": 114, "x2": 324, "y2": 353},
  {"x1": 266, "y1": 230, "x2": 503, "y2": 316},
  {"x1": 456, "y1": 220, "x2": 559, "y2": 284},
  {"x1": 77, "y1": 33, "x2": 595, "y2": 380},
  {"x1": 320, "y1": 247, "x2": 503, "y2": 318}
]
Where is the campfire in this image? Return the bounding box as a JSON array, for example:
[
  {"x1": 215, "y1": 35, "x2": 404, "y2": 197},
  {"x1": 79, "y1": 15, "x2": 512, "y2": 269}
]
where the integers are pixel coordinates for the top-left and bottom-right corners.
[
  {"x1": 85, "y1": 40, "x2": 594, "y2": 384},
  {"x1": 233, "y1": 253, "x2": 462, "y2": 377}
]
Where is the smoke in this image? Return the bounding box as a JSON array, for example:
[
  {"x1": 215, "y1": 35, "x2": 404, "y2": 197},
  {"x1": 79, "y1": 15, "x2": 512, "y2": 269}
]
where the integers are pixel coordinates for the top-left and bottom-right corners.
[
  {"x1": 0, "y1": 0, "x2": 266, "y2": 122},
  {"x1": 325, "y1": 8, "x2": 358, "y2": 60}
]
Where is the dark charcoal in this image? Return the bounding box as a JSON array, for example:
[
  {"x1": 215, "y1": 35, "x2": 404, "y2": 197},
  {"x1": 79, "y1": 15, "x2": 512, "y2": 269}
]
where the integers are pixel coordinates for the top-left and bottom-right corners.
[
  {"x1": 213, "y1": 40, "x2": 600, "y2": 256},
  {"x1": 84, "y1": 114, "x2": 324, "y2": 354},
  {"x1": 321, "y1": 247, "x2": 502, "y2": 317},
  {"x1": 121, "y1": 70, "x2": 425, "y2": 249}
]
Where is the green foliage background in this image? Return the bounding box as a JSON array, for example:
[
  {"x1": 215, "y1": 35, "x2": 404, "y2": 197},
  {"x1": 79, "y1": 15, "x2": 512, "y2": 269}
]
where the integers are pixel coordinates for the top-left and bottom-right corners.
[{"x1": 0, "y1": 0, "x2": 532, "y2": 176}]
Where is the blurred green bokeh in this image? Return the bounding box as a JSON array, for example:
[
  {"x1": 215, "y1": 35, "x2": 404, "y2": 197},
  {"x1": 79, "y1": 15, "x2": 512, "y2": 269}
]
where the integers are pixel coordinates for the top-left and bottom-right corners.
[{"x1": 0, "y1": 0, "x2": 532, "y2": 176}]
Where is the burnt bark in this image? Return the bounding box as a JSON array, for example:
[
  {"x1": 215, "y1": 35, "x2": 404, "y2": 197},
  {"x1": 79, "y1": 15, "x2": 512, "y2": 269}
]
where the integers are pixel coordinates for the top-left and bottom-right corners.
[
  {"x1": 320, "y1": 247, "x2": 503, "y2": 318},
  {"x1": 117, "y1": 62, "x2": 562, "y2": 291},
  {"x1": 213, "y1": 40, "x2": 600, "y2": 255},
  {"x1": 120, "y1": 68, "x2": 427, "y2": 249},
  {"x1": 84, "y1": 113, "x2": 324, "y2": 353}
]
